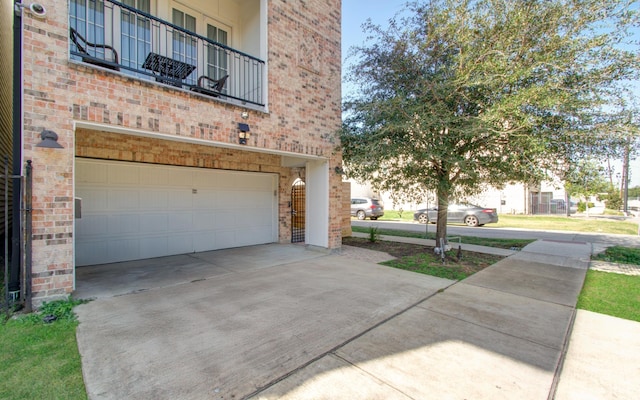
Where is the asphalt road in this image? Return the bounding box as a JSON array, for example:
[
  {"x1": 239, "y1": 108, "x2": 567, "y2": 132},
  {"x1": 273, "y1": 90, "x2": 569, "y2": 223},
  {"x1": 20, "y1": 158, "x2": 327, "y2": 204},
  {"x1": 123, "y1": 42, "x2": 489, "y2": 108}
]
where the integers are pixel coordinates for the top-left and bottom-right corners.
[{"x1": 351, "y1": 219, "x2": 640, "y2": 249}]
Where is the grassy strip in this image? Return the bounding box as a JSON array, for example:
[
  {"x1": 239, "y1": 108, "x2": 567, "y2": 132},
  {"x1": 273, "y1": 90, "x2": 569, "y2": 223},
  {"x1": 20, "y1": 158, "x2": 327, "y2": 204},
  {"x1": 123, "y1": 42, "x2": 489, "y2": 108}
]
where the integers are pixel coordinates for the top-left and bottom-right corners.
[
  {"x1": 495, "y1": 215, "x2": 638, "y2": 235},
  {"x1": 351, "y1": 226, "x2": 535, "y2": 249},
  {"x1": 381, "y1": 252, "x2": 501, "y2": 280},
  {"x1": 0, "y1": 300, "x2": 88, "y2": 400},
  {"x1": 593, "y1": 246, "x2": 640, "y2": 266},
  {"x1": 371, "y1": 211, "x2": 639, "y2": 235},
  {"x1": 577, "y1": 271, "x2": 640, "y2": 322}
]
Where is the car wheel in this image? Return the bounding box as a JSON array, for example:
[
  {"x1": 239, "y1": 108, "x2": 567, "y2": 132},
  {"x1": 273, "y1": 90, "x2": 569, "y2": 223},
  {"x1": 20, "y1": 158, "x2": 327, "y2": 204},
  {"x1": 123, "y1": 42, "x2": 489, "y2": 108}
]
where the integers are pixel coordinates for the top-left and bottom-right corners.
[
  {"x1": 356, "y1": 210, "x2": 366, "y2": 220},
  {"x1": 464, "y1": 215, "x2": 479, "y2": 227},
  {"x1": 417, "y1": 213, "x2": 428, "y2": 224}
]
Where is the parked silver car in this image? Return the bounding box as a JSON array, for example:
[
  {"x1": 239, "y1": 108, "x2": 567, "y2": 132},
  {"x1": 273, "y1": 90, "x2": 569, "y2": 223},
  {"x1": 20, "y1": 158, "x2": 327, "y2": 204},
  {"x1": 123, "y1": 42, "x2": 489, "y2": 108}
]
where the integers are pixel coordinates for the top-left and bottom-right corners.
[
  {"x1": 351, "y1": 197, "x2": 384, "y2": 220},
  {"x1": 413, "y1": 203, "x2": 498, "y2": 227}
]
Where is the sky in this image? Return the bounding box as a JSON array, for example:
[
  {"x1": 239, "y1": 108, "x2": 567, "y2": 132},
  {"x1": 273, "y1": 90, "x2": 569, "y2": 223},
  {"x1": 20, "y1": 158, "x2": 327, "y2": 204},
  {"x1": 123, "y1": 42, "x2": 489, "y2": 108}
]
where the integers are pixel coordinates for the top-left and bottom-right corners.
[{"x1": 340, "y1": 1, "x2": 640, "y2": 187}]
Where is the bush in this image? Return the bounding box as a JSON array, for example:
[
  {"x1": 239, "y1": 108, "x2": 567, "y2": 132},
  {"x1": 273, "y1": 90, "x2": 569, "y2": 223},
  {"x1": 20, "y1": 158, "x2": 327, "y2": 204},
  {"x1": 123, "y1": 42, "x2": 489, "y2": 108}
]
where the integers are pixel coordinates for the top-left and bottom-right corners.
[
  {"x1": 604, "y1": 193, "x2": 622, "y2": 211},
  {"x1": 368, "y1": 226, "x2": 380, "y2": 242},
  {"x1": 577, "y1": 201, "x2": 595, "y2": 212}
]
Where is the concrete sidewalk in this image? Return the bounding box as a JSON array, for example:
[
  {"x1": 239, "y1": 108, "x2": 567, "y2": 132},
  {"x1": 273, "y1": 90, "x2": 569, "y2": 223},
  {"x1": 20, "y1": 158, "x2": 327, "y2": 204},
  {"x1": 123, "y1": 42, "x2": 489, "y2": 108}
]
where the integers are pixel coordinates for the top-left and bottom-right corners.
[
  {"x1": 74, "y1": 238, "x2": 639, "y2": 399},
  {"x1": 253, "y1": 239, "x2": 592, "y2": 399}
]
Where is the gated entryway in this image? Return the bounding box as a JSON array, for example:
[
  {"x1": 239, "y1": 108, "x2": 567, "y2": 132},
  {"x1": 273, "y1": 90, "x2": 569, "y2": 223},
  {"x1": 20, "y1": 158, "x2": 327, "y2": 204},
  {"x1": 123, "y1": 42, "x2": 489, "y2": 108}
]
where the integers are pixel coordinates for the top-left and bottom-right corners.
[{"x1": 291, "y1": 178, "x2": 305, "y2": 243}]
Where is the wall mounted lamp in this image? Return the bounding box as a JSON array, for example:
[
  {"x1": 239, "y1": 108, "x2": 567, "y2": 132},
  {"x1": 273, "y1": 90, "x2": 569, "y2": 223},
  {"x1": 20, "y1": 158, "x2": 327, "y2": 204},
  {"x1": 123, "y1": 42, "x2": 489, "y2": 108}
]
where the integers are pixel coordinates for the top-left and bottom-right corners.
[
  {"x1": 334, "y1": 166, "x2": 344, "y2": 175},
  {"x1": 36, "y1": 129, "x2": 64, "y2": 149},
  {"x1": 238, "y1": 123, "x2": 250, "y2": 145},
  {"x1": 14, "y1": 2, "x2": 47, "y2": 18}
]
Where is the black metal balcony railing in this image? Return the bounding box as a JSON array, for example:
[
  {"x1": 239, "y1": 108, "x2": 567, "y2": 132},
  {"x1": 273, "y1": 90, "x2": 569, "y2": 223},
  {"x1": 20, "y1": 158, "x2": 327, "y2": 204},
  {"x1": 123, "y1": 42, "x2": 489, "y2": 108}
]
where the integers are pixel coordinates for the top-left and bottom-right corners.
[{"x1": 69, "y1": 0, "x2": 265, "y2": 106}]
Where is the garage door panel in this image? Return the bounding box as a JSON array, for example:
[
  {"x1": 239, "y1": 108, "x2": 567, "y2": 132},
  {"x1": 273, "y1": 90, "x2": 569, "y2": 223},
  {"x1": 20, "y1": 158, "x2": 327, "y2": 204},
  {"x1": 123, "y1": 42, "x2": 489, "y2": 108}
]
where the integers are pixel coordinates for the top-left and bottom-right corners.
[
  {"x1": 76, "y1": 214, "x2": 108, "y2": 236},
  {"x1": 193, "y1": 190, "x2": 217, "y2": 209},
  {"x1": 167, "y1": 169, "x2": 194, "y2": 187},
  {"x1": 76, "y1": 240, "x2": 108, "y2": 265},
  {"x1": 80, "y1": 189, "x2": 108, "y2": 211},
  {"x1": 193, "y1": 233, "x2": 216, "y2": 252},
  {"x1": 139, "y1": 236, "x2": 170, "y2": 259},
  {"x1": 167, "y1": 190, "x2": 193, "y2": 208},
  {"x1": 76, "y1": 163, "x2": 108, "y2": 184},
  {"x1": 76, "y1": 159, "x2": 277, "y2": 266},
  {"x1": 109, "y1": 189, "x2": 140, "y2": 210},
  {"x1": 139, "y1": 213, "x2": 169, "y2": 233},
  {"x1": 192, "y1": 212, "x2": 216, "y2": 230},
  {"x1": 193, "y1": 170, "x2": 214, "y2": 187},
  {"x1": 108, "y1": 214, "x2": 139, "y2": 234},
  {"x1": 108, "y1": 164, "x2": 140, "y2": 185},
  {"x1": 140, "y1": 190, "x2": 168, "y2": 209},
  {"x1": 168, "y1": 233, "x2": 194, "y2": 254},
  {"x1": 107, "y1": 238, "x2": 140, "y2": 263}
]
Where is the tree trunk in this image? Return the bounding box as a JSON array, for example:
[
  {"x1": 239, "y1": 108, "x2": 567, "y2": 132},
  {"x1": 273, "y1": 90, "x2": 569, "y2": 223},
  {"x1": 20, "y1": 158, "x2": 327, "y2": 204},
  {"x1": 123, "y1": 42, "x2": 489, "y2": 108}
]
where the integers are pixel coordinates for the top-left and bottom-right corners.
[{"x1": 435, "y1": 178, "x2": 449, "y2": 248}]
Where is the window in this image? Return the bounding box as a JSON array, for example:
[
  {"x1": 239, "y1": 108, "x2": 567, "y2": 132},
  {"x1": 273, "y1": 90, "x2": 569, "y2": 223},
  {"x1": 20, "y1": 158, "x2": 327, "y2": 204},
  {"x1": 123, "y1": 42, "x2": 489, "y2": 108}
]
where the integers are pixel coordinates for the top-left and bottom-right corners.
[
  {"x1": 69, "y1": 0, "x2": 106, "y2": 59},
  {"x1": 172, "y1": 8, "x2": 198, "y2": 84},
  {"x1": 206, "y1": 23, "x2": 229, "y2": 90},
  {"x1": 172, "y1": 6, "x2": 230, "y2": 87},
  {"x1": 120, "y1": 0, "x2": 151, "y2": 71}
]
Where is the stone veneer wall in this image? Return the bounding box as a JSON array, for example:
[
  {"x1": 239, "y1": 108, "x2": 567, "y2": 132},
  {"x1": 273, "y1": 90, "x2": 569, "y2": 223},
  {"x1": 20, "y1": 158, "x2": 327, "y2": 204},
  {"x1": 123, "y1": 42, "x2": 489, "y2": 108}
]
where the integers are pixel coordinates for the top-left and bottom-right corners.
[{"x1": 20, "y1": 0, "x2": 342, "y2": 303}]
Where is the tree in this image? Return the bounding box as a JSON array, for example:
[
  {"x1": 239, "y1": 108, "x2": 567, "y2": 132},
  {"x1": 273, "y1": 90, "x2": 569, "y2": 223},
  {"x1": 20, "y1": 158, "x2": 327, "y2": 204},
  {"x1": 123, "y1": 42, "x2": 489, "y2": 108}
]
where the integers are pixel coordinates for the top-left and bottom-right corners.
[
  {"x1": 341, "y1": 0, "x2": 640, "y2": 243},
  {"x1": 564, "y1": 159, "x2": 609, "y2": 215}
]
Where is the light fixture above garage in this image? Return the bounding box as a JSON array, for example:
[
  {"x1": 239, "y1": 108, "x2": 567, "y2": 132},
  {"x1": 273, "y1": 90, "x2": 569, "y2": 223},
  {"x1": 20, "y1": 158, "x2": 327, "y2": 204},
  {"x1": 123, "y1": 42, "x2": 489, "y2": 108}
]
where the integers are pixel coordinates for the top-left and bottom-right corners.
[
  {"x1": 238, "y1": 123, "x2": 250, "y2": 144},
  {"x1": 36, "y1": 129, "x2": 64, "y2": 148}
]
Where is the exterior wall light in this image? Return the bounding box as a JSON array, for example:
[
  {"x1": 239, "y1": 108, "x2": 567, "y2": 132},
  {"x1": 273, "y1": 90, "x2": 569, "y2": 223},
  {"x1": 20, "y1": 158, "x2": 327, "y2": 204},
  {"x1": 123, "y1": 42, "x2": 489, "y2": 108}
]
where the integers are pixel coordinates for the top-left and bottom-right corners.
[
  {"x1": 36, "y1": 130, "x2": 64, "y2": 149},
  {"x1": 238, "y1": 123, "x2": 250, "y2": 144}
]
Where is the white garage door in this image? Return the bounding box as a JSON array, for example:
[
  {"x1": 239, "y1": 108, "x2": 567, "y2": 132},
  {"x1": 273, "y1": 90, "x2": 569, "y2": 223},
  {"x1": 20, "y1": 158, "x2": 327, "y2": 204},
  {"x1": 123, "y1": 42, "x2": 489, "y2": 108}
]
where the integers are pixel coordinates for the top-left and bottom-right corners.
[{"x1": 75, "y1": 159, "x2": 278, "y2": 266}]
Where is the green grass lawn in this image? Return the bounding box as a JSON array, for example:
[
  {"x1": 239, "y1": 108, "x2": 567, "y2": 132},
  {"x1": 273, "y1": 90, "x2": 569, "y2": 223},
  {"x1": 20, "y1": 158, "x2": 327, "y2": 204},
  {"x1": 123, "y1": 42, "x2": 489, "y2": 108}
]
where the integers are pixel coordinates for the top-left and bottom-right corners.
[
  {"x1": 373, "y1": 211, "x2": 640, "y2": 236},
  {"x1": 577, "y1": 271, "x2": 640, "y2": 322},
  {"x1": 351, "y1": 226, "x2": 535, "y2": 249},
  {"x1": 0, "y1": 300, "x2": 88, "y2": 400},
  {"x1": 593, "y1": 246, "x2": 640, "y2": 265},
  {"x1": 494, "y1": 214, "x2": 638, "y2": 235}
]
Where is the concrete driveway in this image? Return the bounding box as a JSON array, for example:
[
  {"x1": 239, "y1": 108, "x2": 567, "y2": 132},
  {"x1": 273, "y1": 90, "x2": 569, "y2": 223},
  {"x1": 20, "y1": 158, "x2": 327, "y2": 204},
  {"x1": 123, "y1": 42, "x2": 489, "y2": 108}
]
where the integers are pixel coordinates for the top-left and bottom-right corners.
[
  {"x1": 74, "y1": 244, "x2": 453, "y2": 399},
  {"x1": 74, "y1": 240, "x2": 619, "y2": 399}
]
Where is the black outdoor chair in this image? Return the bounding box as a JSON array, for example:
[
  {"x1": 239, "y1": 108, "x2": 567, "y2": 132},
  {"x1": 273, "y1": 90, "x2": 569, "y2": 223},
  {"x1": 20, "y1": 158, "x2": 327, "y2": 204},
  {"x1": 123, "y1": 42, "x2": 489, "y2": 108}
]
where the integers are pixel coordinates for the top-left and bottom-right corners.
[
  {"x1": 191, "y1": 74, "x2": 228, "y2": 97},
  {"x1": 70, "y1": 27, "x2": 120, "y2": 71}
]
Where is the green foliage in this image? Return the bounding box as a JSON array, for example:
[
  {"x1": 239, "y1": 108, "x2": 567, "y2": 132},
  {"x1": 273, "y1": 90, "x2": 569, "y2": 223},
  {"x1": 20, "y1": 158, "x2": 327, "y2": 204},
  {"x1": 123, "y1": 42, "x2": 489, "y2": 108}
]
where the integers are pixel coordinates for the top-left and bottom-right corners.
[
  {"x1": 565, "y1": 159, "x2": 610, "y2": 200},
  {"x1": 604, "y1": 191, "x2": 623, "y2": 211},
  {"x1": 576, "y1": 201, "x2": 595, "y2": 212},
  {"x1": 351, "y1": 226, "x2": 534, "y2": 249},
  {"x1": 382, "y1": 254, "x2": 473, "y2": 280},
  {"x1": 341, "y1": 0, "x2": 640, "y2": 243},
  {"x1": 577, "y1": 271, "x2": 640, "y2": 322},
  {"x1": 0, "y1": 306, "x2": 87, "y2": 399},
  {"x1": 8, "y1": 298, "x2": 89, "y2": 326},
  {"x1": 594, "y1": 246, "x2": 640, "y2": 266},
  {"x1": 367, "y1": 226, "x2": 380, "y2": 242}
]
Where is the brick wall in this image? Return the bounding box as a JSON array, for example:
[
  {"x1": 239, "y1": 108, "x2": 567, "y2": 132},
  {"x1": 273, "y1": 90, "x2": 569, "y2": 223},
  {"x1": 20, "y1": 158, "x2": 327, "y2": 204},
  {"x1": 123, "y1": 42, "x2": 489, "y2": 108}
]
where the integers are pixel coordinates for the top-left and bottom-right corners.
[{"x1": 20, "y1": 0, "x2": 342, "y2": 304}]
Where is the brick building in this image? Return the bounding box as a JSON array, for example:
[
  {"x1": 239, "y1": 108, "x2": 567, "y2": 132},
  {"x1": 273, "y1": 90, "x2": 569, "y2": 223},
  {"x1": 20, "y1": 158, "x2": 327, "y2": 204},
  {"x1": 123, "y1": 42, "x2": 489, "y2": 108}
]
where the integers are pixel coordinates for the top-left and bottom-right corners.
[{"x1": 11, "y1": 0, "x2": 342, "y2": 306}]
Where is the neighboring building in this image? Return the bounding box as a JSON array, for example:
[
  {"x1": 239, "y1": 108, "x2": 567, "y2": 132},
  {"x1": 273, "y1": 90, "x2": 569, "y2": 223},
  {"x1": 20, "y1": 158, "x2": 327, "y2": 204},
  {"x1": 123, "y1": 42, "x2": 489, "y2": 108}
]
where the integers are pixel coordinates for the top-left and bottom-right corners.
[
  {"x1": 349, "y1": 179, "x2": 568, "y2": 215},
  {"x1": 10, "y1": 0, "x2": 342, "y2": 305}
]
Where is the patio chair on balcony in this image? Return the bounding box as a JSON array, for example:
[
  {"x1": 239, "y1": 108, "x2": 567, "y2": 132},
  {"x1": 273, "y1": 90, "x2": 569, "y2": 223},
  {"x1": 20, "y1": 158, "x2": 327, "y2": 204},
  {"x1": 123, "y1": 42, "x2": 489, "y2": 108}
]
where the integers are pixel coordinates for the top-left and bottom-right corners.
[
  {"x1": 191, "y1": 74, "x2": 229, "y2": 97},
  {"x1": 70, "y1": 27, "x2": 120, "y2": 71}
]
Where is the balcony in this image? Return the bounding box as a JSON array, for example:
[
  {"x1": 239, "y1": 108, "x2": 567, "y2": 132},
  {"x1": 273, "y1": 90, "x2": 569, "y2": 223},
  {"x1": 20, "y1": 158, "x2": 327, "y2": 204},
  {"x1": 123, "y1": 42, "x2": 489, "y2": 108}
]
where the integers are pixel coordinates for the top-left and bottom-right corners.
[{"x1": 69, "y1": 0, "x2": 265, "y2": 107}]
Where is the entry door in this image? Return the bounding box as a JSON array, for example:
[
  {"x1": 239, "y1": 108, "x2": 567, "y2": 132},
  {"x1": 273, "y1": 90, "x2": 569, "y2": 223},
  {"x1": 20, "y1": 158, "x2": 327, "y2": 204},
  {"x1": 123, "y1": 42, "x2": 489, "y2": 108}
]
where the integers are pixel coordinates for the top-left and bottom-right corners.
[{"x1": 291, "y1": 179, "x2": 305, "y2": 243}]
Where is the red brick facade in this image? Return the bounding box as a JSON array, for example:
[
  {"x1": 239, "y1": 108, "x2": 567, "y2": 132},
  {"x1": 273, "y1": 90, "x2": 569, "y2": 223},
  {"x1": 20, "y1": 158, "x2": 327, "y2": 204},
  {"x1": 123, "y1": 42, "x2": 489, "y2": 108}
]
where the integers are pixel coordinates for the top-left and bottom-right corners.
[{"x1": 20, "y1": 0, "x2": 342, "y2": 304}]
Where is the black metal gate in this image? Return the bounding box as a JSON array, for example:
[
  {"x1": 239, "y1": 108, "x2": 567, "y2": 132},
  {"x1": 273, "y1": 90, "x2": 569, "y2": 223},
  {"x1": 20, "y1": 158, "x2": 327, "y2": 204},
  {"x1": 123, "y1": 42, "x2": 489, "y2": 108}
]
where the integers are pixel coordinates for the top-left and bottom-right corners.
[
  {"x1": 291, "y1": 178, "x2": 305, "y2": 243},
  {"x1": 2, "y1": 158, "x2": 32, "y2": 314}
]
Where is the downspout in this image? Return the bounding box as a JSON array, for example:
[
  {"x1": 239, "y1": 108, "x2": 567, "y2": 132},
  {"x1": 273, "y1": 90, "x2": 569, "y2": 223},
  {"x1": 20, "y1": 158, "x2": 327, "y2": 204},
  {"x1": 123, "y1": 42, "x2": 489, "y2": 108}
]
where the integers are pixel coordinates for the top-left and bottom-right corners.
[{"x1": 9, "y1": 1, "x2": 24, "y2": 297}]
